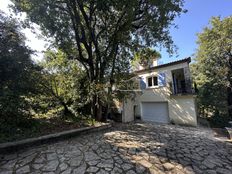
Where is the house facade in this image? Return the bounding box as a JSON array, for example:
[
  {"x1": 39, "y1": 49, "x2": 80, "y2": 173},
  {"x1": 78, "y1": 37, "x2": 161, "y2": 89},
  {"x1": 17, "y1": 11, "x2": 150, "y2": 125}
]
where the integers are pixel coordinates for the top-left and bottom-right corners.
[{"x1": 122, "y1": 57, "x2": 198, "y2": 126}]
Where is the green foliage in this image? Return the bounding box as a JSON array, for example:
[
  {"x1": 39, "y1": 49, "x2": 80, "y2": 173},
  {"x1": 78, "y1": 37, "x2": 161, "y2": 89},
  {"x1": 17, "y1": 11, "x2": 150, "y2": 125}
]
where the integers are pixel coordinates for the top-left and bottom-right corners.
[
  {"x1": 207, "y1": 110, "x2": 230, "y2": 128},
  {"x1": 132, "y1": 48, "x2": 161, "y2": 70},
  {"x1": 0, "y1": 12, "x2": 43, "y2": 135},
  {"x1": 39, "y1": 49, "x2": 88, "y2": 117},
  {"x1": 191, "y1": 16, "x2": 232, "y2": 126},
  {"x1": 12, "y1": 0, "x2": 186, "y2": 120}
]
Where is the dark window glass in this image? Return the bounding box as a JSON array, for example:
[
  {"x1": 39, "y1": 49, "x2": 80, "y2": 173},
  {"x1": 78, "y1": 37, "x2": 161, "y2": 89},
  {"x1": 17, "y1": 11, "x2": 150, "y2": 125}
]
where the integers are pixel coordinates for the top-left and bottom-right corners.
[
  {"x1": 148, "y1": 77, "x2": 152, "y2": 87},
  {"x1": 153, "y1": 76, "x2": 158, "y2": 86}
]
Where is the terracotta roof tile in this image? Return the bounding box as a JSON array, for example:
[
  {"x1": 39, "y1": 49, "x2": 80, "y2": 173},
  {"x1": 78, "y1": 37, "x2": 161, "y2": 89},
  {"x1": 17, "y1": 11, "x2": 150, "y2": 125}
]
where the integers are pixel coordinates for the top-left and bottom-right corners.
[{"x1": 135, "y1": 57, "x2": 191, "y2": 74}]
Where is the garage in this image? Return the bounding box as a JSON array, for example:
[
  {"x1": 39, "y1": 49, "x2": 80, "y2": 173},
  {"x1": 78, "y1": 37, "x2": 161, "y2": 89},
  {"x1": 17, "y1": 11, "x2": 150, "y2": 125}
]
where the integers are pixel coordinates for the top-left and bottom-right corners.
[{"x1": 141, "y1": 102, "x2": 169, "y2": 123}]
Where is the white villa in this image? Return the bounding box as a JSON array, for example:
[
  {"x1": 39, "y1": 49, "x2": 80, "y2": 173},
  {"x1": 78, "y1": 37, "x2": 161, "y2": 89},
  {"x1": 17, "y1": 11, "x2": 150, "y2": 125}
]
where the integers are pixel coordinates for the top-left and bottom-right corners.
[{"x1": 121, "y1": 57, "x2": 198, "y2": 126}]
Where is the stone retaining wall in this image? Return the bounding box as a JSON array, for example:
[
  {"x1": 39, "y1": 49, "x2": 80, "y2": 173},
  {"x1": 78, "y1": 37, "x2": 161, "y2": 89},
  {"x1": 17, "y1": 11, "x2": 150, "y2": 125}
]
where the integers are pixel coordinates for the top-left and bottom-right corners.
[{"x1": 0, "y1": 123, "x2": 111, "y2": 154}]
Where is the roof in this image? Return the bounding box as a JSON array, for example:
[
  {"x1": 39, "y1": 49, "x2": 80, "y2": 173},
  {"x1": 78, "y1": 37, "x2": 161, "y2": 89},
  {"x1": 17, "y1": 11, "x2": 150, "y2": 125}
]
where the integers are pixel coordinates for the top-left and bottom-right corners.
[{"x1": 135, "y1": 57, "x2": 191, "y2": 74}]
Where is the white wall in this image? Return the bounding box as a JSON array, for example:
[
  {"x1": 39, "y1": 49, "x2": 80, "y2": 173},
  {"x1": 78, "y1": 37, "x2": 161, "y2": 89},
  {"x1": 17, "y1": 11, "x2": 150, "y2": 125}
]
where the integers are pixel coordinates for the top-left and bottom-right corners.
[
  {"x1": 122, "y1": 61, "x2": 198, "y2": 126},
  {"x1": 138, "y1": 62, "x2": 189, "y2": 86},
  {"x1": 169, "y1": 96, "x2": 197, "y2": 126},
  {"x1": 126, "y1": 88, "x2": 197, "y2": 126}
]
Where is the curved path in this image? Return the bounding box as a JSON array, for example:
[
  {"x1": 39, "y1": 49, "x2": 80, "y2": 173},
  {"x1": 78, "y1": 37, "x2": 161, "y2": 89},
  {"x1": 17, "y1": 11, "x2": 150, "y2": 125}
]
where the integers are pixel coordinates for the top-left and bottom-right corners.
[{"x1": 0, "y1": 123, "x2": 232, "y2": 174}]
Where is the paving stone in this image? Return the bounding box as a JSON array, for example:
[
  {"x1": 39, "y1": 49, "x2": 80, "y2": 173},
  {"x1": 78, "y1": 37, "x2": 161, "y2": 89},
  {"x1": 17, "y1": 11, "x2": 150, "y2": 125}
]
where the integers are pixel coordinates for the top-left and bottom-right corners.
[
  {"x1": 184, "y1": 166, "x2": 195, "y2": 174},
  {"x1": 47, "y1": 153, "x2": 57, "y2": 161},
  {"x1": 97, "y1": 162, "x2": 113, "y2": 169},
  {"x1": 205, "y1": 170, "x2": 217, "y2": 174},
  {"x1": 73, "y1": 162, "x2": 86, "y2": 174},
  {"x1": 86, "y1": 166, "x2": 99, "y2": 172},
  {"x1": 122, "y1": 163, "x2": 133, "y2": 171},
  {"x1": 41, "y1": 160, "x2": 59, "y2": 172},
  {"x1": 97, "y1": 169, "x2": 108, "y2": 174},
  {"x1": 59, "y1": 162, "x2": 68, "y2": 171},
  {"x1": 0, "y1": 170, "x2": 12, "y2": 174},
  {"x1": 1, "y1": 160, "x2": 17, "y2": 170},
  {"x1": 16, "y1": 165, "x2": 30, "y2": 173},
  {"x1": 216, "y1": 167, "x2": 232, "y2": 174},
  {"x1": 138, "y1": 159, "x2": 152, "y2": 168},
  {"x1": 192, "y1": 165, "x2": 203, "y2": 174},
  {"x1": 68, "y1": 156, "x2": 82, "y2": 167},
  {"x1": 1, "y1": 123, "x2": 231, "y2": 174},
  {"x1": 61, "y1": 168, "x2": 72, "y2": 174},
  {"x1": 87, "y1": 160, "x2": 100, "y2": 166},
  {"x1": 34, "y1": 155, "x2": 46, "y2": 163},
  {"x1": 135, "y1": 163, "x2": 146, "y2": 173},
  {"x1": 111, "y1": 167, "x2": 123, "y2": 174},
  {"x1": 172, "y1": 168, "x2": 185, "y2": 174},
  {"x1": 202, "y1": 159, "x2": 216, "y2": 169},
  {"x1": 85, "y1": 151, "x2": 100, "y2": 161},
  {"x1": 32, "y1": 163, "x2": 44, "y2": 170},
  {"x1": 126, "y1": 170, "x2": 136, "y2": 174},
  {"x1": 18, "y1": 155, "x2": 35, "y2": 167},
  {"x1": 163, "y1": 162, "x2": 174, "y2": 170}
]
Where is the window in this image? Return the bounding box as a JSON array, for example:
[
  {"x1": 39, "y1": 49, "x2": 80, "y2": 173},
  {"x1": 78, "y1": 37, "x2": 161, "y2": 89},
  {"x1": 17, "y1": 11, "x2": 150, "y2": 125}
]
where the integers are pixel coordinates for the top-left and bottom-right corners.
[
  {"x1": 147, "y1": 76, "x2": 158, "y2": 87},
  {"x1": 153, "y1": 76, "x2": 158, "y2": 86},
  {"x1": 148, "y1": 77, "x2": 153, "y2": 87}
]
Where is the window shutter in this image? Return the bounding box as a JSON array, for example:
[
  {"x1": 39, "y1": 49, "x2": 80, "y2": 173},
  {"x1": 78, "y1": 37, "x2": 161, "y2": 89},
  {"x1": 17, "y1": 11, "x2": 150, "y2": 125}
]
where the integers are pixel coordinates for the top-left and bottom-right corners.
[
  {"x1": 158, "y1": 72, "x2": 166, "y2": 86},
  {"x1": 140, "y1": 77, "x2": 146, "y2": 90}
]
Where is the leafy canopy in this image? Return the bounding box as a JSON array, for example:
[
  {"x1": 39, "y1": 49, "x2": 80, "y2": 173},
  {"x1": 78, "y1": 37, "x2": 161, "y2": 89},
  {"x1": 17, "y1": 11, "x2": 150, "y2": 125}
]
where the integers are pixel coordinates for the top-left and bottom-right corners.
[
  {"x1": 191, "y1": 16, "x2": 232, "y2": 126},
  {"x1": 12, "y1": 0, "x2": 185, "y2": 79},
  {"x1": 0, "y1": 12, "x2": 42, "y2": 128},
  {"x1": 12, "y1": 0, "x2": 186, "y2": 120},
  {"x1": 132, "y1": 48, "x2": 161, "y2": 70}
]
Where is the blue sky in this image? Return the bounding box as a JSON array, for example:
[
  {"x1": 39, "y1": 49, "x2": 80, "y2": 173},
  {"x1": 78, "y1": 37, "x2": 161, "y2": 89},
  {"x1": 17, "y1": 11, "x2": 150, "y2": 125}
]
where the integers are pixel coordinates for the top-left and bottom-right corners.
[
  {"x1": 160, "y1": 0, "x2": 232, "y2": 64},
  {"x1": 1, "y1": 0, "x2": 232, "y2": 62}
]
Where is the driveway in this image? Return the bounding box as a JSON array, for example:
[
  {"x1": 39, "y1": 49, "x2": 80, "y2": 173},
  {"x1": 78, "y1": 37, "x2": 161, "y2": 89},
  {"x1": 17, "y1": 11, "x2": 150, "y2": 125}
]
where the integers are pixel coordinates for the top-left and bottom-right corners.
[{"x1": 0, "y1": 123, "x2": 232, "y2": 174}]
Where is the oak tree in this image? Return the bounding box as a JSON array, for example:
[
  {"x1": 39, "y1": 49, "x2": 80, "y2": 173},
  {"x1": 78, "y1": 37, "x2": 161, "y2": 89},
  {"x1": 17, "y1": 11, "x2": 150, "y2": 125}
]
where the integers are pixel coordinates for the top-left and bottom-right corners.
[{"x1": 13, "y1": 0, "x2": 186, "y2": 120}]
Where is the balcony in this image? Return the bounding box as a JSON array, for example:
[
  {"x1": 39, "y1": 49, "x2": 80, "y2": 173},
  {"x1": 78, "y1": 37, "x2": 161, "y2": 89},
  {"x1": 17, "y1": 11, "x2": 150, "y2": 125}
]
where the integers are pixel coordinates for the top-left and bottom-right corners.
[
  {"x1": 169, "y1": 79, "x2": 195, "y2": 95},
  {"x1": 170, "y1": 68, "x2": 195, "y2": 95}
]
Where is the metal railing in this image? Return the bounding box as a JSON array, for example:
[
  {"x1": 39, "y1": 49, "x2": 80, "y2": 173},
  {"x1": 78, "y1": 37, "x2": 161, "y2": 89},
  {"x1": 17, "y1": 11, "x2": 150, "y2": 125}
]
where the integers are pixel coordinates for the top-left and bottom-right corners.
[{"x1": 169, "y1": 79, "x2": 195, "y2": 95}]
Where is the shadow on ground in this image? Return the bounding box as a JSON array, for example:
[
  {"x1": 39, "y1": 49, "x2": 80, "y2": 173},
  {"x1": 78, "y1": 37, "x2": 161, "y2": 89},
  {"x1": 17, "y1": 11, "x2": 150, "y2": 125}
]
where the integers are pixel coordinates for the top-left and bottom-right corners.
[{"x1": 0, "y1": 122, "x2": 232, "y2": 174}]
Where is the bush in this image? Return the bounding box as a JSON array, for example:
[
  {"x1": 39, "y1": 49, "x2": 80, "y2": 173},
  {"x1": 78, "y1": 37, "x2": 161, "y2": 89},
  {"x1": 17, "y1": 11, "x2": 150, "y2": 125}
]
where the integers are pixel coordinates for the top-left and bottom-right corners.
[{"x1": 208, "y1": 111, "x2": 230, "y2": 128}]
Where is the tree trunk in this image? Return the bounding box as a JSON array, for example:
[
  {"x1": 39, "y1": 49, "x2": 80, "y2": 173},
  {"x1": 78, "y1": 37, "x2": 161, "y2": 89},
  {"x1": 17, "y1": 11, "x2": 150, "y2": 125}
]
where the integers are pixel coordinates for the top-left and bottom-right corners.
[
  {"x1": 227, "y1": 57, "x2": 232, "y2": 119},
  {"x1": 91, "y1": 93, "x2": 103, "y2": 122},
  {"x1": 227, "y1": 87, "x2": 232, "y2": 118},
  {"x1": 96, "y1": 98, "x2": 103, "y2": 121},
  {"x1": 60, "y1": 101, "x2": 73, "y2": 119}
]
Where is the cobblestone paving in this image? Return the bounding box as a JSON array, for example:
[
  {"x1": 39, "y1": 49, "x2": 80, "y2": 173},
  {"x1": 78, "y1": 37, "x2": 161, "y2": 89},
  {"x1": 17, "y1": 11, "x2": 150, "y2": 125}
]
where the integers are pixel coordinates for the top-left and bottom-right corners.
[{"x1": 0, "y1": 123, "x2": 232, "y2": 174}]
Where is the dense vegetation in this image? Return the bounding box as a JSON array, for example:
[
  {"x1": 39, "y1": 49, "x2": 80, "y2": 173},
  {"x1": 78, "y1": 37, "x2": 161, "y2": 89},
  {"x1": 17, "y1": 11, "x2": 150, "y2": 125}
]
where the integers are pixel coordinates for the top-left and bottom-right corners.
[
  {"x1": 191, "y1": 16, "x2": 232, "y2": 127},
  {"x1": 0, "y1": 0, "x2": 185, "y2": 142},
  {"x1": 12, "y1": 0, "x2": 185, "y2": 121}
]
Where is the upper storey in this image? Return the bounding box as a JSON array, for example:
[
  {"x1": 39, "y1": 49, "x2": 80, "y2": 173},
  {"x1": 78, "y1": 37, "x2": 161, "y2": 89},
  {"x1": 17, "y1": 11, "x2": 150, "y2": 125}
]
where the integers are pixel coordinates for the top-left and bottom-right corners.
[{"x1": 134, "y1": 57, "x2": 194, "y2": 95}]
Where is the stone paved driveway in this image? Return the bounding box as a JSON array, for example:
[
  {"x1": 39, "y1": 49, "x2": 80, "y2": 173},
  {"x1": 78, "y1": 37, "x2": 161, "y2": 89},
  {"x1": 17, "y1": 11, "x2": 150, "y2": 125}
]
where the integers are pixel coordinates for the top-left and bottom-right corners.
[{"x1": 0, "y1": 123, "x2": 232, "y2": 174}]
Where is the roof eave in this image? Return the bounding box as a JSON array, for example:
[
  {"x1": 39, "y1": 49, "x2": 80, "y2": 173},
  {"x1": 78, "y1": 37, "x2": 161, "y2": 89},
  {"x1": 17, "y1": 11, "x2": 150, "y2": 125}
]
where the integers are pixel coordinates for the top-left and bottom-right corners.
[{"x1": 135, "y1": 57, "x2": 191, "y2": 74}]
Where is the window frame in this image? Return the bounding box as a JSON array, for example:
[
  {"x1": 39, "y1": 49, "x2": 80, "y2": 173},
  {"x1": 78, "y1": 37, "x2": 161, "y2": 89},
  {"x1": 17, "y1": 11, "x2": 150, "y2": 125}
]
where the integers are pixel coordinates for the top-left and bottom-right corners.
[
  {"x1": 147, "y1": 75, "x2": 159, "y2": 88},
  {"x1": 153, "y1": 76, "x2": 158, "y2": 86},
  {"x1": 147, "y1": 77, "x2": 153, "y2": 87}
]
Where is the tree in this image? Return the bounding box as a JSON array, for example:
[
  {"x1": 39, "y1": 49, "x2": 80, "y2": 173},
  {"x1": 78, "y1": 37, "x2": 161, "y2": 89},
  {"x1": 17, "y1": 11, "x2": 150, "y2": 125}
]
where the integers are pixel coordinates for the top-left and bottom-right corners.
[
  {"x1": 41, "y1": 49, "x2": 87, "y2": 117},
  {"x1": 132, "y1": 48, "x2": 161, "y2": 70},
  {"x1": 0, "y1": 12, "x2": 42, "y2": 129},
  {"x1": 191, "y1": 16, "x2": 232, "y2": 127},
  {"x1": 13, "y1": 0, "x2": 186, "y2": 120}
]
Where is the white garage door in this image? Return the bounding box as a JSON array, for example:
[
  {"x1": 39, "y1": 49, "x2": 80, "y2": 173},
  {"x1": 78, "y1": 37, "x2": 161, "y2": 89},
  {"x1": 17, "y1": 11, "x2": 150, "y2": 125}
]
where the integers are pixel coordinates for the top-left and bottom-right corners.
[{"x1": 141, "y1": 102, "x2": 169, "y2": 123}]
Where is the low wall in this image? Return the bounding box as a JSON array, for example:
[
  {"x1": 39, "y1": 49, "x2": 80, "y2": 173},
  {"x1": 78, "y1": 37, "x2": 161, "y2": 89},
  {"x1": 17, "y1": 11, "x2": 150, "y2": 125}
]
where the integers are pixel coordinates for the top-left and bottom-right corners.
[
  {"x1": 0, "y1": 123, "x2": 112, "y2": 154},
  {"x1": 169, "y1": 95, "x2": 197, "y2": 126}
]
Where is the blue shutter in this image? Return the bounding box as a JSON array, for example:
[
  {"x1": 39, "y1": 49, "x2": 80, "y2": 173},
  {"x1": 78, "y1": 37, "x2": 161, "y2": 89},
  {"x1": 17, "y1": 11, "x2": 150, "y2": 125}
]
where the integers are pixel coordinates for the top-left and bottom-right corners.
[
  {"x1": 158, "y1": 72, "x2": 166, "y2": 86},
  {"x1": 140, "y1": 77, "x2": 146, "y2": 90}
]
